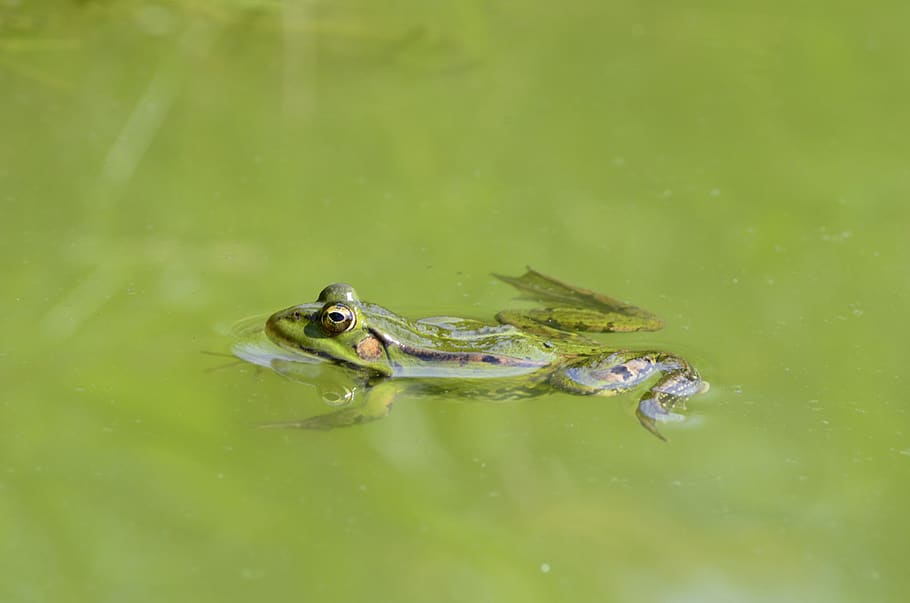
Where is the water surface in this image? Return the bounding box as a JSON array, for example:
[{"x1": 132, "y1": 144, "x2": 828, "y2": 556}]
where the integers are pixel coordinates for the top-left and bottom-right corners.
[{"x1": 2, "y1": 2, "x2": 908, "y2": 601}]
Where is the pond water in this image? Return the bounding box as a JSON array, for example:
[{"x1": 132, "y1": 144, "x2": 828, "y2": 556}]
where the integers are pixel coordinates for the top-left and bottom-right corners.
[{"x1": 3, "y1": 2, "x2": 908, "y2": 602}]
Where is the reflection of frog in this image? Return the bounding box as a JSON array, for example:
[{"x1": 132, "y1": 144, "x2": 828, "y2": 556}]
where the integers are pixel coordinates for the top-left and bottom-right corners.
[{"x1": 246, "y1": 269, "x2": 708, "y2": 440}]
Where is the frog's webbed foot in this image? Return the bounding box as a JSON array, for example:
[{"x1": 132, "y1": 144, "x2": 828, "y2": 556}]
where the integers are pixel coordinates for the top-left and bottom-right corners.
[
  {"x1": 552, "y1": 351, "x2": 708, "y2": 441},
  {"x1": 635, "y1": 360, "x2": 709, "y2": 441},
  {"x1": 494, "y1": 268, "x2": 664, "y2": 333},
  {"x1": 636, "y1": 392, "x2": 688, "y2": 442}
]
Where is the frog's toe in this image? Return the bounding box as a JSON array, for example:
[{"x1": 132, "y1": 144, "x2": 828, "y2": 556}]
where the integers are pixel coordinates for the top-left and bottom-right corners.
[
  {"x1": 636, "y1": 410, "x2": 667, "y2": 442},
  {"x1": 636, "y1": 395, "x2": 686, "y2": 441}
]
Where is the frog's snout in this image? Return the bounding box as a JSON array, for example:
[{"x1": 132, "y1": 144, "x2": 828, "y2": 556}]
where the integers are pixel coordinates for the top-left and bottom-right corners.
[
  {"x1": 264, "y1": 311, "x2": 281, "y2": 341},
  {"x1": 265, "y1": 306, "x2": 308, "y2": 342}
]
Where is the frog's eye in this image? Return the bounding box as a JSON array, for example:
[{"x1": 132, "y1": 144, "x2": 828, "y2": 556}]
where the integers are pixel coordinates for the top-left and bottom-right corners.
[{"x1": 321, "y1": 303, "x2": 356, "y2": 335}]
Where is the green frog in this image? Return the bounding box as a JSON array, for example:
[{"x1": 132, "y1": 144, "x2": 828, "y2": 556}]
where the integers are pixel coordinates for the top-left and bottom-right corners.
[{"x1": 244, "y1": 269, "x2": 708, "y2": 440}]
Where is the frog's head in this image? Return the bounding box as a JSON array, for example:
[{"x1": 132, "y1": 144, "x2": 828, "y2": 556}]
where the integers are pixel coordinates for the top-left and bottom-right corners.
[{"x1": 265, "y1": 283, "x2": 392, "y2": 375}]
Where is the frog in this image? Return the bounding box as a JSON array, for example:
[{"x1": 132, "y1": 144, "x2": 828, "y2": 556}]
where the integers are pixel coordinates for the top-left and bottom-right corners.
[{"x1": 251, "y1": 268, "x2": 709, "y2": 440}]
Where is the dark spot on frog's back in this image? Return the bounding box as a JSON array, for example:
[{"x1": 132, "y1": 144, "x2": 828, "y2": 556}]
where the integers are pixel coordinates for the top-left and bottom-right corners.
[
  {"x1": 610, "y1": 365, "x2": 633, "y2": 381},
  {"x1": 394, "y1": 342, "x2": 541, "y2": 368}
]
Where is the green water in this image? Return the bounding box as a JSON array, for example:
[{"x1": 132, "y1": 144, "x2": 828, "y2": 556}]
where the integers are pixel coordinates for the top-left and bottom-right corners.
[{"x1": 3, "y1": 2, "x2": 909, "y2": 601}]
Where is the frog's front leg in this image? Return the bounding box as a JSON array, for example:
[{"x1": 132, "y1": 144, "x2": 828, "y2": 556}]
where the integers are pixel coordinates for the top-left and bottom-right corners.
[
  {"x1": 550, "y1": 351, "x2": 708, "y2": 441},
  {"x1": 258, "y1": 380, "x2": 400, "y2": 430}
]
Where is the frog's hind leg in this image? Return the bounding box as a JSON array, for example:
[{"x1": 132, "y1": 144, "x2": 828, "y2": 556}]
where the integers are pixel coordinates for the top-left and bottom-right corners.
[
  {"x1": 634, "y1": 357, "x2": 709, "y2": 441},
  {"x1": 551, "y1": 351, "x2": 708, "y2": 441}
]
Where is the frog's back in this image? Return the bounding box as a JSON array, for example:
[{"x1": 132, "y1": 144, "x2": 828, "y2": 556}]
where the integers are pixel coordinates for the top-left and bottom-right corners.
[{"x1": 367, "y1": 311, "x2": 558, "y2": 379}]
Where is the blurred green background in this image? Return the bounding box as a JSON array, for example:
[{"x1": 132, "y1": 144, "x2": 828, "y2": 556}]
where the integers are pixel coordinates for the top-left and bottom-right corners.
[{"x1": 2, "y1": 1, "x2": 908, "y2": 601}]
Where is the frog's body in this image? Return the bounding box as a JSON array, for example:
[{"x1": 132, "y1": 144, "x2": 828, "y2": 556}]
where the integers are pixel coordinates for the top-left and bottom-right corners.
[{"x1": 259, "y1": 269, "x2": 708, "y2": 440}]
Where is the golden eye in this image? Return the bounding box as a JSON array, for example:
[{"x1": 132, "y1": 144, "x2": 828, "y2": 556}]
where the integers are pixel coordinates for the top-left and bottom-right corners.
[{"x1": 320, "y1": 303, "x2": 356, "y2": 335}]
